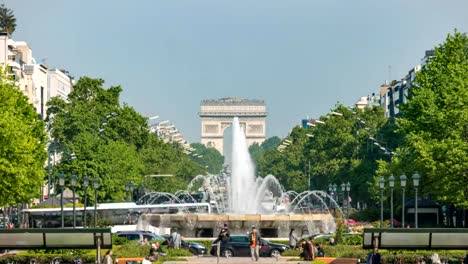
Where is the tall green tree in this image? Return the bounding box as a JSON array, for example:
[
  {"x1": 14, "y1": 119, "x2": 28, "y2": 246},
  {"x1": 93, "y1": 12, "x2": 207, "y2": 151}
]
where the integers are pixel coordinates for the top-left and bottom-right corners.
[
  {"x1": 396, "y1": 30, "x2": 468, "y2": 206},
  {"x1": 0, "y1": 70, "x2": 47, "y2": 206},
  {"x1": 189, "y1": 143, "x2": 224, "y2": 174},
  {"x1": 249, "y1": 136, "x2": 281, "y2": 166},
  {"x1": 0, "y1": 4, "x2": 16, "y2": 35}
]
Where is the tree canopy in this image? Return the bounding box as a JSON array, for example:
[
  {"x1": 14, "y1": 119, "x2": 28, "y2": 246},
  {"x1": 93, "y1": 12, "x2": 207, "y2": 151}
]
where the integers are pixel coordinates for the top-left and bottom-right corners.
[
  {"x1": 0, "y1": 70, "x2": 47, "y2": 206},
  {"x1": 189, "y1": 143, "x2": 224, "y2": 174},
  {"x1": 0, "y1": 4, "x2": 16, "y2": 35},
  {"x1": 392, "y1": 31, "x2": 468, "y2": 206},
  {"x1": 47, "y1": 77, "x2": 204, "y2": 202}
]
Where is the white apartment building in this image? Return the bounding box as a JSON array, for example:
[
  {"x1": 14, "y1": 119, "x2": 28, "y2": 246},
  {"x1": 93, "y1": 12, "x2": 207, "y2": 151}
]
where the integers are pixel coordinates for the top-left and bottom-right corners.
[
  {"x1": 355, "y1": 93, "x2": 381, "y2": 110},
  {"x1": 0, "y1": 33, "x2": 72, "y2": 119}
]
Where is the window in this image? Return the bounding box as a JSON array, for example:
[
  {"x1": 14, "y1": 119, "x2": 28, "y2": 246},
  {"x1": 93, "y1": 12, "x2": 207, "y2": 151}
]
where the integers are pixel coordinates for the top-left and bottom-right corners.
[
  {"x1": 230, "y1": 236, "x2": 249, "y2": 243},
  {"x1": 143, "y1": 234, "x2": 153, "y2": 241},
  {"x1": 126, "y1": 234, "x2": 140, "y2": 240}
]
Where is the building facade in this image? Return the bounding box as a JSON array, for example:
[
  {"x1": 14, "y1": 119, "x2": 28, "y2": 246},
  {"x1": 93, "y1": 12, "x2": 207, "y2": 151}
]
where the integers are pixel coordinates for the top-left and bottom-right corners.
[
  {"x1": 0, "y1": 33, "x2": 72, "y2": 119},
  {"x1": 200, "y1": 98, "x2": 267, "y2": 155}
]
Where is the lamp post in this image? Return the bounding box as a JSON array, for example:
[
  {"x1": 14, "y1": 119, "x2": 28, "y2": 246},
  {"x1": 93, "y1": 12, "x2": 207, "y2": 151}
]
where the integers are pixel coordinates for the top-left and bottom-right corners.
[
  {"x1": 400, "y1": 174, "x2": 407, "y2": 228},
  {"x1": 83, "y1": 176, "x2": 89, "y2": 228},
  {"x1": 59, "y1": 173, "x2": 65, "y2": 228},
  {"x1": 412, "y1": 172, "x2": 420, "y2": 228},
  {"x1": 341, "y1": 183, "x2": 346, "y2": 207},
  {"x1": 332, "y1": 184, "x2": 337, "y2": 216},
  {"x1": 389, "y1": 175, "x2": 395, "y2": 228},
  {"x1": 379, "y1": 176, "x2": 385, "y2": 228},
  {"x1": 71, "y1": 174, "x2": 77, "y2": 228},
  {"x1": 93, "y1": 177, "x2": 100, "y2": 227},
  {"x1": 346, "y1": 182, "x2": 351, "y2": 229},
  {"x1": 129, "y1": 182, "x2": 134, "y2": 202}
]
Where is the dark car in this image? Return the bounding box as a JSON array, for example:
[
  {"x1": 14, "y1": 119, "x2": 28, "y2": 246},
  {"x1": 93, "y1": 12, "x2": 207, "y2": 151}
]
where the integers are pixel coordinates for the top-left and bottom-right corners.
[
  {"x1": 210, "y1": 235, "x2": 289, "y2": 258},
  {"x1": 161, "y1": 235, "x2": 207, "y2": 255}
]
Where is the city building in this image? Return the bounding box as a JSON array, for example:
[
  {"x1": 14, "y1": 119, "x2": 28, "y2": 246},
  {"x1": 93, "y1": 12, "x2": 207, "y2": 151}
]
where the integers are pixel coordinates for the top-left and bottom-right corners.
[
  {"x1": 0, "y1": 33, "x2": 72, "y2": 119},
  {"x1": 355, "y1": 93, "x2": 381, "y2": 110},
  {"x1": 380, "y1": 50, "x2": 433, "y2": 118}
]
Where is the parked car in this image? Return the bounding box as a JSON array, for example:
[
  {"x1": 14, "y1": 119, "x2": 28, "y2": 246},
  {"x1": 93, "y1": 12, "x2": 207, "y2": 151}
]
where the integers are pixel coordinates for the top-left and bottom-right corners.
[
  {"x1": 210, "y1": 235, "x2": 289, "y2": 258},
  {"x1": 161, "y1": 235, "x2": 207, "y2": 255},
  {"x1": 116, "y1": 231, "x2": 165, "y2": 242}
]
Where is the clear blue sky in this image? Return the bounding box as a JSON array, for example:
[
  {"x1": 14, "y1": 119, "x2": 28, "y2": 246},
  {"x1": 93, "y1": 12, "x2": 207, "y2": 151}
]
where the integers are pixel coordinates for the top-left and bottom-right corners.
[{"x1": 6, "y1": 0, "x2": 468, "y2": 143}]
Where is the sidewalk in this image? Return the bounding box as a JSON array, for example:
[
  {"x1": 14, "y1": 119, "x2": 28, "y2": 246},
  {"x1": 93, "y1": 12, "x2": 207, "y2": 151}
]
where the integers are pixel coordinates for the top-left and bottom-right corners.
[{"x1": 163, "y1": 256, "x2": 309, "y2": 264}]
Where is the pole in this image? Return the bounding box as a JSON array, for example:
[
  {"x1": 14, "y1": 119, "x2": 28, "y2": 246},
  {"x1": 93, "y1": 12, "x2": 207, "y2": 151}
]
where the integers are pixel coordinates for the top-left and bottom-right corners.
[
  {"x1": 84, "y1": 191, "x2": 87, "y2": 228},
  {"x1": 390, "y1": 187, "x2": 394, "y2": 228},
  {"x1": 47, "y1": 153, "x2": 51, "y2": 200},
  {"x1": 96, "y1": 235, "x2": 101, "y2": 264},
  {"x1": 308, "y1": 160, "x2": 311, "y2": 191},
  {"x1": 346, "y1": 190, "x2": 350, "y2": 231},
  {"x1": 61, "y1": 186, "x2": 64, "y2": 228},
  {"x1": 380, "y1": 189, "x2": 384, "y2": 228},
  {"x1": 415, "y1": 187, "x2": 418, "y2": 228},
  {"x1": 402, "y1": 187, "x2": 405, "y2": 228},
  {"x1": 94, "y1": 190, "x2": 98, "y2": 227},
  {"x1": 72, "y1": 186, "x2": 76, "y2": 228}
]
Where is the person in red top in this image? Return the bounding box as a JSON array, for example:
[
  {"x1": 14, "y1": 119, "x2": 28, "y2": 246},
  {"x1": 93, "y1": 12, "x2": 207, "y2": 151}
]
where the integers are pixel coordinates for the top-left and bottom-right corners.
[{"x1": 249, "y1": 226, "x2": 261, "y2": 261}]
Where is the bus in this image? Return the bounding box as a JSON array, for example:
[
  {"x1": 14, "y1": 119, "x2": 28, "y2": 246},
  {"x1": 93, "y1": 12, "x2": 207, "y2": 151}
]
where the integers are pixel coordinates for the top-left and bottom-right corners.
[{"x1": 21, "y1": 202, "x2": 211, "y2": 228}]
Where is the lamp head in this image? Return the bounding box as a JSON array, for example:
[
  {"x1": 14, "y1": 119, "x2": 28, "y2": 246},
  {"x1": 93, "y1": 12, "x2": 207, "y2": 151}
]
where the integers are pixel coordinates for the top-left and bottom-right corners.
[
  {"x1": 59, "y1": 173, "x2": 65, "y2": 187},
  {"x1": 341, "y1": 183, "x2": 346, "y2": 191},
  {"x1": 93, "y1": 177, "x2": 100, "y2": 189},
  {"x1": 400, "y1": 174, "x2": 407, "y2": 188},
  {"x1": 379, "y1": 176, "x2": 385, "y2": 190},
  {"x1": 412, "y1": 172, "x2": 420, "y2": 187},
  {"x1": 83, "y1": 176, "x2": 89, "y2": 187},
  {"x1": 389, "y1": 175, "x2": 395, "y2": 188},
  {"x1": 346, "y1": 182, "x2": 351, "y2": 192},
  {"x1": 71, "y1": 174, "x2": 77, "y2": 187}
]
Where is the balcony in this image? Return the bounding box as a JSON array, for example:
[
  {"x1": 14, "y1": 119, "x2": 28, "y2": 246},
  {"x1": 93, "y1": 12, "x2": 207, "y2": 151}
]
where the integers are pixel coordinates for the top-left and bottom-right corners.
[{"x1": 23, "y1": 64, "x2": 34, "y2": 75}]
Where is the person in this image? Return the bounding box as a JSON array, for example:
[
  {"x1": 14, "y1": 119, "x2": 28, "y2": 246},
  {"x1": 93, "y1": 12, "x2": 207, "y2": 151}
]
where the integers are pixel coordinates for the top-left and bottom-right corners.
[
  {"x1": 299, "y1": 240, "x2": 315, "y2": 261},
  {"x1": 171, "y1": 229, "x2": 181, "y2": 249},
  {"x1": 366, "y1": 248, "x2": 381, "y2": 264},
  {"x1": 103, "y1": 250, "x2": 113, "y2": 264},
  {"x1": 139, "y1": 237, "x2": 149, "y2": 245},
  {"x1": 316, "y1": 243, "x2": 325, "y2": 257},
  {"x1": 289, "y1": 229, "x2": 298, "y2": 249},
  {"x1": 218, "y1": 223, "x2": 230, "y2": 243},
  {"x1": 329, "y1": 237, "x2": 336, "y2": 246},
  {"x1": 249, "y1": 226, "x2": 261, "y2": 261}
]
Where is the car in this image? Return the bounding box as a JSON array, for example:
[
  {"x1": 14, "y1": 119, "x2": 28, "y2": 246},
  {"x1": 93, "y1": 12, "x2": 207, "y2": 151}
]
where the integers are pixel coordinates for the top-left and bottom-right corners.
[
  {"x1": 116, "y1": 231, "x2": 165, "y2": 242},
  {"x1": 161, "y1": 236, "x2": 207, "y2": 255},
  {"x1": 210, "y1": 235, "x2": 290, "y2": 258}
]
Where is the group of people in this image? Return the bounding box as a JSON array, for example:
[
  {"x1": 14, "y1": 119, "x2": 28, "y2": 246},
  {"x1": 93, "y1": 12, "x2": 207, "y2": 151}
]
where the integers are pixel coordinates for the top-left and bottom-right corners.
[
  {"x1": 214, "y1": 223, "x2": 262, "y2": 261},
  {"x1": 289, "y1": 229, "x2": 325, "y2": 261}
]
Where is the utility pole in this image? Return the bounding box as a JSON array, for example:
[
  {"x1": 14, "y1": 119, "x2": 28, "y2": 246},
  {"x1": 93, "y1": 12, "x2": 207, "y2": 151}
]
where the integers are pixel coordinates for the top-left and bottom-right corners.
[{"x1": 308, "y1": 160, "x2": 311, "y2": 190}]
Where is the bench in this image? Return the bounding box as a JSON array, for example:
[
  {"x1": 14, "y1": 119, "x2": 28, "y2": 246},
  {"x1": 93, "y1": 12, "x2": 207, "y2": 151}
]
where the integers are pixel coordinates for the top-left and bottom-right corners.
[
  {"x1": 315, "y1": 257, "x2": 358, "y2": 264},
  {"x1": 114, "y1": 257, "x2": 145, "y2": 264}
]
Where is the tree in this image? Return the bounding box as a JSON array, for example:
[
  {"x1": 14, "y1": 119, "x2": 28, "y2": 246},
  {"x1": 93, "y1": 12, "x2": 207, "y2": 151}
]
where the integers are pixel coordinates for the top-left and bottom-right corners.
[
  {"x1": 47, "y1": 76, "x2": 204, "y2": 201},
  {"x1": 249, "y1": 136, "x2": 281, "y2": 166},
  {"x1": 188, "y1": 143, "x2": 224, "y2": 174},
  {"x1": 396, "y1": 30, "x2": 468, "y2": 206},
  {"x1": 0, "y1": 4, "x2": 16, "y2": 35},
  {"x1": 0, "y1": 70, "x2": 47, "y2": 207}
]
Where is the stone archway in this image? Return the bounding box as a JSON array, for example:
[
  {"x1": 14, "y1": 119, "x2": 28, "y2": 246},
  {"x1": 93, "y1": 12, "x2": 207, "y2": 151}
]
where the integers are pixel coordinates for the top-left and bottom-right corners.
[{"x1": 200, "y1": 98, "x2": 267, "y2": 155}]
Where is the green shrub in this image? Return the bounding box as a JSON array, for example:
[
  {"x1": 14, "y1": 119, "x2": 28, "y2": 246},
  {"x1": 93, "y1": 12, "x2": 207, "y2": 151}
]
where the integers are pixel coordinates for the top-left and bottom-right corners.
[
  {"x1": 112, "y1": 234, "x2": 129, "y2": 245},
  {"x1": 341, "y1": 235, "x2": 362, "y2": 246},
  {"x1": 312, "y1": 260, "x2": 328, "y2": 264},
  {"x1": 186, "y1": 240, "x2": 213, "y2": 250}
]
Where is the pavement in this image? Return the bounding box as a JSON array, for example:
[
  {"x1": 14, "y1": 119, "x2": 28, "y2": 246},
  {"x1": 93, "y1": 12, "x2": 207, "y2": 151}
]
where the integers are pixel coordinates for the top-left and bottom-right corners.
[{"x1": 163, "y1": 256, "x2": 309, "y2": 264}]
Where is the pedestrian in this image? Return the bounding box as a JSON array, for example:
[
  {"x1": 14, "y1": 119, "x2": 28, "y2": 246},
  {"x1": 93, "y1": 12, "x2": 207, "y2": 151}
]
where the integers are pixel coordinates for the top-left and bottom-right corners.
[
  {"x1": 289, "y1": 228, "x2": 298, "y2": 249},
  {"x1": 249, "y1": 226, "x2": 261, "y2": 261},
  {"x1": 103, "y1": 250, "x2": 113, "y2": 264},
  {"x1": 139, "y1": 237, "x2": 149, "y2": 245},
  {"x1": 218, "y1": 223, "x2": 230, "y2": 243},
  {"x1": 171, "y1": 229, "x2": 181, "y2": 249},
  {"x1": 366, "y1": 248, "x2": 381, "y2": 264},
  {"x1": 301, "y1": 238, "x2": 314, "y2": 261},
  {"x1": 316, "y1": 243, "x2": 325, "y2": 257}
]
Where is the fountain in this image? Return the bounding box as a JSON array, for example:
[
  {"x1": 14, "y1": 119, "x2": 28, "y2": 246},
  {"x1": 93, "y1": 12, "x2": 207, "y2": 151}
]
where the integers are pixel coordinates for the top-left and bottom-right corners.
[{"x1": 135, "y1": 117, "x2": 343, "y2": 237}]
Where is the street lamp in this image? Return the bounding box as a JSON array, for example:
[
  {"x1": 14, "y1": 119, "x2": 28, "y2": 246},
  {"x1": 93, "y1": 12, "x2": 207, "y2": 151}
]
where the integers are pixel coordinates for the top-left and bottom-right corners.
[
  {"x1": 345, "y1": 182, "x2": 351, "y2": 230},
  {"x1": 83, "y1": 176, "x2": 89, "y2": 228},
  {"x1": 400, "y1": 174, "x2": 407, "y2": 228},
  {"x1": 129, "y1": 182, "x2": 134, "y2": 202},
  {"x1": 379, "y1": 176, "x2": 385, "y2": 228},
  {"x1": 412, "y1": 172, "x2": 420, "y2": 228},
  {"x1": 93, "y1": 177, "x2": 100, "y2": 227},
  {"x1": 71, "y1": 174, "x2": 77, "y2": 228},
  {"x1": 59, "y1": 173, "x2": 65, "y2": 228},
  {"x1": 389, "y1": 175, "x2": 395, "y2": 228},
  {"x1": 340, "y1": 183, "x2": 346, "y2": 210}
]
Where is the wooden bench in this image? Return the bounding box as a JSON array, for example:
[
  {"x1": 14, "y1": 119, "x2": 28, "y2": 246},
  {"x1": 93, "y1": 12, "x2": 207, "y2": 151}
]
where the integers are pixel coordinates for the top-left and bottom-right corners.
[
  {"x1": 315, "y1": 257, "x2": 358, "y2": 264},
  {"x1": 114, "y1": 257, "x2": 145, "y2": 264}
]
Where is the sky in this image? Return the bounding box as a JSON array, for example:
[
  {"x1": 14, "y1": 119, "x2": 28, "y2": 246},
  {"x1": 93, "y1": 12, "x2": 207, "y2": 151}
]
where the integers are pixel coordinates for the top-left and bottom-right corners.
[{"x1": 6, "y1": 0, "x2": 468, "y2": 143}]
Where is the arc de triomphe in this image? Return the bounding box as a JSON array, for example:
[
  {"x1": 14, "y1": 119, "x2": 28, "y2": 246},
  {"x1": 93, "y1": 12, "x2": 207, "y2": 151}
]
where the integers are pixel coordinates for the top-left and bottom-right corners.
[{"x1": 199, "y1": 98, "x2": 267, "y2": 155}]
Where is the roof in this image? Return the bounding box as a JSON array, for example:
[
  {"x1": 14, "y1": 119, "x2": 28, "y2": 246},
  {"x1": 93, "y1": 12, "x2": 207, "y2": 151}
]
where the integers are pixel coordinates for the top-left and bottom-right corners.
[{"x1": 201, "y1": 98, "x2": 265, "y2": 106}]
